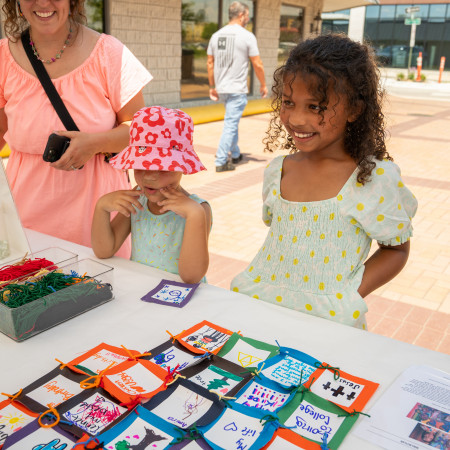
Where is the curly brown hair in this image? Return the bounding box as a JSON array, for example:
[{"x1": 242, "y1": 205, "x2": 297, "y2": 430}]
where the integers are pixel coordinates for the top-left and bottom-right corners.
[
  {"x1": 264, "y1": 33, "x2": 391, "y2": 184},
  {"x1": 2, "y1": 0, "x2": 86, "y2": 42}
]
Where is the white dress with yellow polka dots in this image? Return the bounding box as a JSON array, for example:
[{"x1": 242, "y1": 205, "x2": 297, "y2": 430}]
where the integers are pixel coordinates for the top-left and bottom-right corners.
[
  {"x1": 131, "y1": 194, "x2": 209, "y2": 279},
  {"x1": 230, "y1": 156, "x2": 418, "y2": 329}
]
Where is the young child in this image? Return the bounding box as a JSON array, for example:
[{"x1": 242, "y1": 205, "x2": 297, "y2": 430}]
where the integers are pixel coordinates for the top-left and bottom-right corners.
[
  {"x1": 231, "y1": 34, "x2": 418, "y2": 329},
  {"x1": 92, "y1": 106, "x2": 212, "y2": 284}
]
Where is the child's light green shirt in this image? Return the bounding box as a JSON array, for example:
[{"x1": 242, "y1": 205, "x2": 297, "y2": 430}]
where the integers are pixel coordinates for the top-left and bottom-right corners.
[
  {"x1": 131, "y1": 194, "x2": 210, "y2": 281},
  {"x1": 231, "y1": 156, "x2": 418, "y2": 329}
]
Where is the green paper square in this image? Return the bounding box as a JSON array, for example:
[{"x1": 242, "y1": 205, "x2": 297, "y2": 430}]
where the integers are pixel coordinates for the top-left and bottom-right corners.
[{"x1": 277, "y1": 390, "x2": 358, "y2": 449}]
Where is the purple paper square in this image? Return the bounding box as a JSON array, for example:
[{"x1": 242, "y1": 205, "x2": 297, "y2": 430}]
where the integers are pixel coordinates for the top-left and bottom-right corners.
[{"x1": 141, "y1": 279, "x2": 199, "y2": 308}]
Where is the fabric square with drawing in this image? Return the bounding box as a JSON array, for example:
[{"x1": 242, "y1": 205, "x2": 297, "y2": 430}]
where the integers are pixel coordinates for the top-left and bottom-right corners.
[
  {"x1": 258, "y1": 347, "x2": 320, "y2": 388},
  {"x1": 141, "y1": 279, "x2": 200, "y2": 307},
  {"x1": 142, "y1": 378, "x2": 224, "y2": 429},
  {"x1": 66, "y1": 343, "x2": 140, "y2": 376},
  {"x1": 96, "y1": 405, "x2": 182, "y2": 450},
  {"x1": 57, "y1": 388, "x2": 128, "y2": 436},
  {"x1": 14, "y1": 366, "x2": 86, "y2": 413},
  {"x1": 198, "y1": 402, "x2": 279, "y2": 450},
  {"x1": 2, "y1": 417, "x2": 78, "y2": 450},
  {"x1": 234, "y1": 377, "x2": 294, "y2": 413},
  {"x1": 179, "y1": 354, "x2": 252, "y2": 397},
  {"x1": 217, "y1": 333, "x2": 279, "y2": 370},
  {"x1": 146, "y1": 339, "x2": 207, "y2": 372},
  {"x1": 0, "y1": 400, "x2": 38, "y2": 447},
  {"x1": 101, "y1": 359, "x2": 168, "y2": 406},
  {"x1": 176, "y1": 320, "x2": 233, "y2": 354},
  {"x1": 306, "y1": 364, "x2": 379, "y2": 413},
  {"x1": 277, "y1": 389, "x2": 358, "y2": 449}
]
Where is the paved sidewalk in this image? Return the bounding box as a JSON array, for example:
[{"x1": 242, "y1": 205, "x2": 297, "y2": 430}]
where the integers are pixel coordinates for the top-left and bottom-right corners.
[{"x1": 182, "y1": 91, "x2": 450, "y2": 355}]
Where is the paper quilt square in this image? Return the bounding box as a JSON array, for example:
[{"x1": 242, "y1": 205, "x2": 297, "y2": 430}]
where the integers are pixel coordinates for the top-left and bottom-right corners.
[
  {"x1": 141, "y1": 279, "x2": 199, "y2": 307},
  {"x1": 180, "y1": 355, "x2": 252, "y2": 397},
  {"x1": 0, "y1": 400, "x2": 38, "y2": 447},
  {"x1": 59, "y1": 389, "x2": 128, "y2": 436},
  {"x1": 217, "y1": 333, "x2": 279, "y2": 370},
  {"x1": 177, "y1": 320, "x2": 233, "y2": 354},
  {"x1": 307, "y1": 364, "x2": 379, "y2": 413},
  {"x1": 259, "y1": 347, "x2": 320, "y2": 388},
  {"x1": 277, "y1": 390, "x2": 358, "y2": 449},
  {"x1": 101, "y1": 360, "x2": 167, "y2": 405},
  {"x1": 66, "y1": 343, "x2": 140, "y2": 376},
  {"x1": 143, "y1": 379, "x2": 224, "y2": 429},
  {"x1": 97, "y1": 405, "x2": 181, "y2": 450},
  {"x1": 147, "y1": 339, "x2": 205, "y2": 372},
  {"x1": 2, "y1": 418, "x2": 77, "y2": 450},
  {"x1": 16, "y1": 367, "x2": 86, "y2": 413},
  {"x1": 198, "y1": 403, "x2": 278, "y2": 450},
  {"x1": 234, "y1": 378, "x2": 293, "y2": 412}
]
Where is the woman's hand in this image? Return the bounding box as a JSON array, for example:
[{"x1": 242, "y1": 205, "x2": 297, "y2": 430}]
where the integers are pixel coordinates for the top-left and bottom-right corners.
[
  {"x1": 157, "y1": 186, "x2": 204, "y2": 218},
  {"x1": 49, "y1": 131, "x2": 100, "y2": 171},
  {"x1": 97, "y1": 188, "x2": 143, "y2": 218}
]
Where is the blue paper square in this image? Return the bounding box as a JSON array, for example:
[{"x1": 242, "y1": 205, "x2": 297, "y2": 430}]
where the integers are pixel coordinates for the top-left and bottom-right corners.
[{"x1": 141, "y1": 279, "x2": 199, "y2": 308}]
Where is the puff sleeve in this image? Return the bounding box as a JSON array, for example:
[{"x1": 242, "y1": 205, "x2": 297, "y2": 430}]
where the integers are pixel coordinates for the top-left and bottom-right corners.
[
  {"x1": 262, "y1": 156, "x2": 284, "y2": 227},
  {"x1": 339, "y1": 159, "x2": 418, "y2": 246}
]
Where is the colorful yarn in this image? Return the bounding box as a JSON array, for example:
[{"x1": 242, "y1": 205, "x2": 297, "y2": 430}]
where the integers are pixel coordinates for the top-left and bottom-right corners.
[
  {"x1": 0, "y1": 271, "x2": 92, "y2": 308},
  {"x1": 0, "y1": 257, "x2": 56, "y2": 283}
]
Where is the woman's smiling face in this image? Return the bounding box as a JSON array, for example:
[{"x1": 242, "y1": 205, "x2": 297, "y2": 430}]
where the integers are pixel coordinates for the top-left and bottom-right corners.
[{"x1": 20, "y1": 0, "x2": 71, "y2": 36}]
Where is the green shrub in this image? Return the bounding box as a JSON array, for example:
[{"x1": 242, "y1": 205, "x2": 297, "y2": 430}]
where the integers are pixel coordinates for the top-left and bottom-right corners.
[
  {"x1": 408, "y1": 72, "x2": 415, "y2": 81},
  {"x1": 397, "y1": 73, "x2": 405, "y2": 81},
  {"x1": 420, "y1": 74, "x2": 426, "y2": 82}
]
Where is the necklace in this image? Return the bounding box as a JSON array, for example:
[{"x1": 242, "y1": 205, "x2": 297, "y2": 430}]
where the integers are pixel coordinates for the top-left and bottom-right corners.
[{"x1": 29, "y1": 28, "x2": 72, "y2": 64}]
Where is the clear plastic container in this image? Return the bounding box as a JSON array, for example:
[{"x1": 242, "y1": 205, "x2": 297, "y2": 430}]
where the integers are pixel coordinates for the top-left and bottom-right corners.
[
  {"x1": 0, "y1": 258, "x2": 114, "y2": 342},
  {"x1": 0, "y1": 247, "x2": 78, "y2": 287}
]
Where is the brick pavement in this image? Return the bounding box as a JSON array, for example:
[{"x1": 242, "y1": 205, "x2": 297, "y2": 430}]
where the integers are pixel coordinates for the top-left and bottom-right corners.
[{"x1": 182, "y1": 93, "x2": 450, "y2": 355}]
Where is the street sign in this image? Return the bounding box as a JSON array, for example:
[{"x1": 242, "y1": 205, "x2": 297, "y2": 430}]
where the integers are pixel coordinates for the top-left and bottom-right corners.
[
  {"x1": 405, "y1": 18, "x2": 421, "y2": 25},
  {"x1": 405, "y1": 6, "x2": 420, "y2": 13}
]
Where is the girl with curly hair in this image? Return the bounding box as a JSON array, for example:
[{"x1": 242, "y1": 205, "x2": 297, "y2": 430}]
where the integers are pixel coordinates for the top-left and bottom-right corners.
[{"x1": 231, "y1": 33, "x2": 417, "y2": 328}]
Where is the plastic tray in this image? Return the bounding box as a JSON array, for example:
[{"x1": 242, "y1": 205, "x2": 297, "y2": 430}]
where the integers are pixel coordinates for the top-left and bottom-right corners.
[
  {"x1": 0, "y1": 247, "x2": 78, "y2": 287},
  {"x1": 0, "y1": 258, "x2": 114, "y2": 342}
]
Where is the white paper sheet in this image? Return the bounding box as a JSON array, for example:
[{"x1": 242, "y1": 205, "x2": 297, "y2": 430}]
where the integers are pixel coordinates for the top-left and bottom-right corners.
[{"x1": 354, "y1": 365, "x2": 450, "y2": 449}]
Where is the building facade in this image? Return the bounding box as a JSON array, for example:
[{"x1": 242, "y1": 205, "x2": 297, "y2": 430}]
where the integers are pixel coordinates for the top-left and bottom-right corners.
[
  {"x1": 1, "y1": 0, "x2": 328, "y2": 108},
  {"x1": 325, "y1": 1, "x2": 450, "y2": 71}
]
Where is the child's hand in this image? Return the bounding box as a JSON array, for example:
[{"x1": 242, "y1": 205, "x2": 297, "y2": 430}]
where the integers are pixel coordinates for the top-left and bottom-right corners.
[
  {"x1": 98, "y1": 188, "x2": 143, "y2": 217},
  {"x1": 157, "y1": 186, "x2": 203, "y2": 219}
]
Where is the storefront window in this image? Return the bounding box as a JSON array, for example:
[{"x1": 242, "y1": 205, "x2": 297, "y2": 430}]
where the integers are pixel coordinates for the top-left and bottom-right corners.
[
  {"x1": 429, "y1": 5, "x2": 446, "y2": 23},
  {"x1": 364, "y1": 4, "x2": 450, "y2": 71},
  {"x1": 86, "y1": 0, "x2": 105, "y2": 32},
  {"x1": 379, "y1": 5, "x2": 395, "y2": 21},
  {"x1": 181, "y1": 0, "x2": 254, "y2": 101},
  {"x1": 278, "y1": 5, "x2": 304, "y2": 66},
  {"x1": 321, "y1": 9, "x2": 349, "y2": 35}
]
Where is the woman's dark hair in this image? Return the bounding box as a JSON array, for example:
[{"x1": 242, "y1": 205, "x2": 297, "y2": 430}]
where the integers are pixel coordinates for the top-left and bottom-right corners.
[
  {"x1": 264, "y1": 33, "x2": 391, "y2": 184},
  {"x1": 2, "y1": 0, "x2": 86, "y2": 41}
]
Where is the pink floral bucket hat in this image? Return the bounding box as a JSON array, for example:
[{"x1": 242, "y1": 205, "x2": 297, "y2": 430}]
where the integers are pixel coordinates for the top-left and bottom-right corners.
[{"x1": 109, "y1": 106, "x2": 206, "y2": 175}]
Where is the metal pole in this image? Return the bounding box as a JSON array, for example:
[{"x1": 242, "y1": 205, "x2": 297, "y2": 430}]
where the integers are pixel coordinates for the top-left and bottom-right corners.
[{"x1": 408, "y1": 22, "x2": 416, "y2": 72}]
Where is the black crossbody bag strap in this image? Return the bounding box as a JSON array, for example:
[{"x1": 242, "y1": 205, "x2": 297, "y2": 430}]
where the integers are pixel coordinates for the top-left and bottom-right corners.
[{"x1": 21, "y1": 29, "x2": 79, "y2": 132}]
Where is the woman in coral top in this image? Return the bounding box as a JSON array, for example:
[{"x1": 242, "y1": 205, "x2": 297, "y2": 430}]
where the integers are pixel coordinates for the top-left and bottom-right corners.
[{"x1": 0, "y1": 0, "x2": 152, "y2": 256}]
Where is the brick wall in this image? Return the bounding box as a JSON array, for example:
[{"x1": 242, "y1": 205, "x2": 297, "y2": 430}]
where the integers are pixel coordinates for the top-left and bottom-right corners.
[{"x1": 109, "y1": 0, "x2": 182, "y2": 106}]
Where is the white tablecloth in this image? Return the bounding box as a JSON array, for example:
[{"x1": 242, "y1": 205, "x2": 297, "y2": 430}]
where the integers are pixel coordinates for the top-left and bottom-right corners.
[{"x1": 1, "y1": 229, "x2": 449, "y2": 449}]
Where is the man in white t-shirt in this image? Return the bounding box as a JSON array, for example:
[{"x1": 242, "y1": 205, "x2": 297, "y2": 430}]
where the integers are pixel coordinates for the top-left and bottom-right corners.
[{"x1": 207, "y1": 1, "x2": 268, "y2": 172}]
